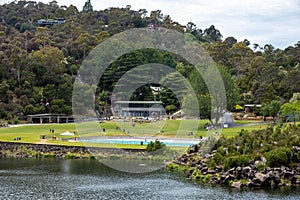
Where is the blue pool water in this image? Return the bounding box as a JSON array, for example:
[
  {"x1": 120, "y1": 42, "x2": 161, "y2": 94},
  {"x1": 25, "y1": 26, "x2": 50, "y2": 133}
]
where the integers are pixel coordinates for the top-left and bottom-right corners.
[{"x1": 80, "y1": 138, "x2": 200, "y2": 147}]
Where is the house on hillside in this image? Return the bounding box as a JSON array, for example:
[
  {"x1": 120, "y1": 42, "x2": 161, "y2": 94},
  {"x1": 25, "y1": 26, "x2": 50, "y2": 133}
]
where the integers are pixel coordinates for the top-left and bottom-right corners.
[
  {"x1": 113, "y1": 101, "x2": 164, "y2": 118},
  {"x1": 37, "y1": 18, "x2": 65, "y2": 26}
]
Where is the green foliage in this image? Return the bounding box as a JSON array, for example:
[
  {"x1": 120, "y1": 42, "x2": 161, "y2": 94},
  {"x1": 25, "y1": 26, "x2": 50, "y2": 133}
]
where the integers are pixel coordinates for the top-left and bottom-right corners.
[
  {"x1": 187, "y1": 64, "x2": 237, "y2": 124},
  {"x1": 213, "y1": 152, "x2": 224, "y2": 165},
  {"x1": 207, "y1": 159, "x2": 217, "y2": 169},
  {"x1": 224, "y1": 155, "x2": 250, "y2": 170},
  {"x1": 0, "y1": 1, "x2": 299, "y2": 123},
  {"x1": 146, "y1": 139, "x2": 166, "y2": 152},
  {"x1": 261, "y1": 100, "x2": 281, "y2": 119},
  {"x1": 43, "y1": 152, "x2": 55, "y2": 158},
  {"x1": 280, "y1": 100, "x2": 300, "y2": 122},
  {"x1": 166, "y1": 163, "x2": 188, "y2": 174},
  {"x1": 165, "y1": 104, "x2": 178, "y2": 114},
  {"x1": 191, "y1": 169, "x2": 213, "y2": 183},
  {"x1": 65, "y1": 152, "x2": 76, "y2": 159},
  {"x1": 265, "y1": 147, "x2": 293, "y2": 167},
  {"x1": 83, "y1": 0, "x2": 93, "y2": 12}
]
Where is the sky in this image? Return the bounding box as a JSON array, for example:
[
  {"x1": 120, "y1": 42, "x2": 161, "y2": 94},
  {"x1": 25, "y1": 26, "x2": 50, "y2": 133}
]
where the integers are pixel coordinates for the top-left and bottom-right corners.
[{"x1": 1, "y1": 0, "x2": 300, "y2": 49}]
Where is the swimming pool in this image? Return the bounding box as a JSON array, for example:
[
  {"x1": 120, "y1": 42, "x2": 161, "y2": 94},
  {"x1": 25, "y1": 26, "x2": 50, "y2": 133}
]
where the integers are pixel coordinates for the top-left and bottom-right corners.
[{"x1": 80, "y1": 138, "x2": 200, "y2": 147}]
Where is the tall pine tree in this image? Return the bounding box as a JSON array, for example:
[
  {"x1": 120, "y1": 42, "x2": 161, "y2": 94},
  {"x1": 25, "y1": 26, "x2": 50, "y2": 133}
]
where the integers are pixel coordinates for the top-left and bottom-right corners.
[{"x1": 83, "y1": 0, "x2": 93, "y2": 12}]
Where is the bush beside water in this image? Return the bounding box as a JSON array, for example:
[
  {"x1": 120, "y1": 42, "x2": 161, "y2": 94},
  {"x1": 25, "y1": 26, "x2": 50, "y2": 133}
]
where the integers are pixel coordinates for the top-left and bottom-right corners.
[{"x1": 167, "y1": 124, "x2": 300, "y2": 188}]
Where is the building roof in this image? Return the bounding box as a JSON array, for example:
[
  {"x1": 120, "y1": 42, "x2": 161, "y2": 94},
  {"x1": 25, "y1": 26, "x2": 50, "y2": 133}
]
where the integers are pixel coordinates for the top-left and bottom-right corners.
[
  {"x1": 114, "y1": 101, "x2": 163, "y2": 104},
  {"x1": 27, "y1": 113, "x2": 72, "y2": 117},
  {"x1": 121, "y1": 107, "x2": 162, "y2": 111},
  {"x1": 244, "y1": 104, "x2": 262, "y2": 108}
]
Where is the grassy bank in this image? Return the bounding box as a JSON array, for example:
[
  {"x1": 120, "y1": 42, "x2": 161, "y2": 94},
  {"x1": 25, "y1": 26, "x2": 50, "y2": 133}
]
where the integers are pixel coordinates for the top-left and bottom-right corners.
[{"x1": 0, "y1": 120, "x2": 271, "y2": 148}]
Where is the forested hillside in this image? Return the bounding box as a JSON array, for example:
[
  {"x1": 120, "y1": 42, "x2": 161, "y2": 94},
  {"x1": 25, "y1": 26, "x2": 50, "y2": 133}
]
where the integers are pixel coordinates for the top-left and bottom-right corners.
[{"x1": 0, "y1": 0, "x2": 299, "y2": 123}]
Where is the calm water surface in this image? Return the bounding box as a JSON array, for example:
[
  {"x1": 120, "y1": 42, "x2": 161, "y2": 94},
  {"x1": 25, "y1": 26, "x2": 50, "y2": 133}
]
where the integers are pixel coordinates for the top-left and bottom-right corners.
[{"x1": 0, "y1": 158, "x2": 299, "y2": 200}]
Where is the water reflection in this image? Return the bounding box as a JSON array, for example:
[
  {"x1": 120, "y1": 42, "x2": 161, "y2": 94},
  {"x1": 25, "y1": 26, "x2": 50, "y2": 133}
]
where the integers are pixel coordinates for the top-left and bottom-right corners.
[{"x1": 0, "y1": 158, "x2": 299, "y2": 200}]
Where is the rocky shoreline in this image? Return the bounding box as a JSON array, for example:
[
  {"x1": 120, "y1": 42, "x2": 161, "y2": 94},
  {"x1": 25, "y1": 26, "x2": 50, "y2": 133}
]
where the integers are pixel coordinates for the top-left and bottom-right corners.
[
  {"x1": 167, "y1": 148, "x2": 300, "y2": 189},
  {"x1": 0, "y1": 141, "x2": 145, "y2": 159}
]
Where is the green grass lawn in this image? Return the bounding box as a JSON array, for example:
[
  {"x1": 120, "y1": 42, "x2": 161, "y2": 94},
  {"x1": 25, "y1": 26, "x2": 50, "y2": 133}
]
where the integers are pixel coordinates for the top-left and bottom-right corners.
[
  {"x1": 219, "y1": 123, "x2": 268, "y2": 137},
  {"x1": 0, "y1": 119, "x2": 271, "y2": 147},
  {"x1": 0, "y1": 124, "x2": 76, "y2": 143}
]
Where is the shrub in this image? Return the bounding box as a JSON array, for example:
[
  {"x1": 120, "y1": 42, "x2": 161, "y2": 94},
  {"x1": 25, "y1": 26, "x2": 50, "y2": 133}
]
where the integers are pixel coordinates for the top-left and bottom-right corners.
[
  {"x1": 146, "y1": 139, "x2": 166, "y2": 152},
  {"x1": 13, "y1": 117, "x2": 19, "y2": 124},
  {"x1": 166, "y1": 163, "x2": 188, "y2": 174},
  {"x1": 260, "y1": 144, "x2": 272, "y2": 154},
  {"x1": 65, "y1": 152, "x2": 76, "y2": 159},
  {"x1": 265, "y1": 147, "x2": 292, "y2": 167},
  {"x1": 191, "y1": 170, "x2": 212, "y2": 183},
  {"x1": 207, "y1": 159, "x2": 217, "y2": 169},
  {"x1": 29, "y1": 150, "x2": 42, "y2": 158},
  {"x1": 213, "y1": 152, "x2": 224, "y2": 165},
  {"x1": 43, "y1": 152, "x2": 54, "y2": 158},
  {"x1": 191, "y1": 169, "x2": 202, "y2": 180},
  {"x1": 217, "y1": 146, "x2": 227, "y2": 156},
  {"x1": 224, "y1": 155, "x2": 250, "y2": 170}
]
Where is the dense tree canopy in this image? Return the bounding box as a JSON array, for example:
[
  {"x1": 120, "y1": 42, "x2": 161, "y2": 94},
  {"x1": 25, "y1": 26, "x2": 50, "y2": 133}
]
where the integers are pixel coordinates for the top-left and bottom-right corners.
[{"x1": 0, "y1": 1, "x2": 299, "y2": 123}]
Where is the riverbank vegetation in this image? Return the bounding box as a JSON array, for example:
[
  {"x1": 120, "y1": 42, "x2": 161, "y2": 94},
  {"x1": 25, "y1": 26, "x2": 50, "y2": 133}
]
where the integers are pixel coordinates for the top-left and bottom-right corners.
[{"x1": 167, "y1": 124, "x2": 300, "y2": 188}]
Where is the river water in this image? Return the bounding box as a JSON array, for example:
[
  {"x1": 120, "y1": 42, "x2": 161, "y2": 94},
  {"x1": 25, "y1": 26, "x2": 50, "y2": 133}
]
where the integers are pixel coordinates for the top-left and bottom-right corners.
[{"x1": 0, "y1": 158, "x2": 299, "y2": 200}]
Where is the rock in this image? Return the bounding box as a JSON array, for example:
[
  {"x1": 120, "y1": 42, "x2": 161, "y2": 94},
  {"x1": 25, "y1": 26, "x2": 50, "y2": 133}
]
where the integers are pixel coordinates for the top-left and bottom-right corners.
[
  {"x1": 248, "y1": 160, "x2": 255, "y2": 165},
  {"x1": 261, "y1": 174, "x2": 273, "y2": 187},
  {"x1": 270, "y1": 179, "x2": 277, "y2": 187},
  {"x1": 274, "y1": 167, "x2": 281, "y2": 172},
  {"x1": 252, "y1": 178, "x2": 262, "y2": 186},
  {"x1": 201, "y1": 167, "x2": 208, "y2": 173},
  {"x1": 283, "y1": 171, "x2": 294, "y2": 179},
  {"x1": 211, "y1": 177, "x2": 220, "y2": 185},
  {"x1": 228, "y1": 168, "x2": 235, "y2": 175},
  {"x1": 236, "y1": 167, "x2": 242, "y2": 179},
  {"x1": 207, "y1": 169, "x2": 216, "y2": 174},
  {"x1": 243, "y1": 166, "x2": 251, "y2": 173},
  {"x1": 247, "y1": 180, "x2": 261, "y2": 187},
  {"x1": 211, "y1": 150, "x2": 217, "y2": 154},
  {"x1": 290, "y1": 176, "x2": 298, "y2": 184},
  {"x1": 281, "y1": 166, "x2": 287, "y2": 171},
  {"x1": 214, "y1": 166, "x2": 223, "y2": 172},
  {"x1": 278, "y1": 183, "x2": 286, "y2": 187},
  {"x1": 255, "y1": 172, "x2": 266, "y2": 183},
  {"x1": 231, "y1": 181, "x2": 243, "y2": 189},
  {"x1": 220, "y1": 174, "x2": 226, "y2": 182},
  {"x1": 267, "y1": 171, "x2": 280, "y2": 180},
  {"x1": 254, "y1": 161, "x2": 261, "y2": 166},
  {"x1": 204, "y1": 154, "x2": 213, "y2": 159},
  {"x1": 223, "y1": 175, "x2": 235, "y2": 184}
]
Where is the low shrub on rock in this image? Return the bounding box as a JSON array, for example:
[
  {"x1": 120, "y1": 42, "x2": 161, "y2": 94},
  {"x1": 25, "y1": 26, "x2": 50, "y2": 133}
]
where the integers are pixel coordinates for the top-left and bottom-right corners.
[
  {"x1": 265, "y1": 147, "x2": 292, "y2": 167},
  {"x1": 224, "y1": 155, "x2": 250, "y2": 170}
]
